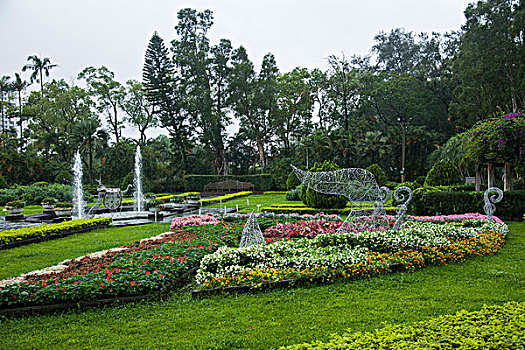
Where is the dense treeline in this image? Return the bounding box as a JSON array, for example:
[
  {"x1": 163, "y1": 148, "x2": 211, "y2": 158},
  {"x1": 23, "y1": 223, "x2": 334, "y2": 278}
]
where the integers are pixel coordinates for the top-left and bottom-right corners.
[{"x1": 0, "y1": 0, "x2": 523, "y2": 191}]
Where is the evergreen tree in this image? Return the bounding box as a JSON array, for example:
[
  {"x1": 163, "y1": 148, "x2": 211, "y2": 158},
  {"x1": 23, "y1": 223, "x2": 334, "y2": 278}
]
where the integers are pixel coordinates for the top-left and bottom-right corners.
[{"x1": 143, "y1": 31, "x2": 189, "y2": 171}]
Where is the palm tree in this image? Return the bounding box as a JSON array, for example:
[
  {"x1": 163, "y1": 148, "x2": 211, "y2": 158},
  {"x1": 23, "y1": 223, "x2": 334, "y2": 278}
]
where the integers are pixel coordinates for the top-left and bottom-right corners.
[
  {"x1": 72, "y1": 117, "x2": 108, "y2": 185},
  {"x1": 22, "y1": 55, "x2": 57, "y2": 97},
  {"x1": 0, "y1": 75, "x2": 12, "y2": 134},
  {"x1": 357, "y1": 131, "x2": 392, "y2": 166},
  {"x1": 12, "y1": 73, "x2": 30, "y2": 148}
]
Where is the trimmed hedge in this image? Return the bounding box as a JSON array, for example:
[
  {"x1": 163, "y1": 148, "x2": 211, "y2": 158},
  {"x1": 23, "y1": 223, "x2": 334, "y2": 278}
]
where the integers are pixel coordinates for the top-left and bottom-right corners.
[
  {"x1": 0, "y1": 184, "x2": 93, "y2": 205},
  {"x1": 410, "y1": 189, "x2": 524, "y2": 220},
  {"x1": 201, "y1": 191, "x2": 252, "y2": 204},
  {"x1": 0, "y1": 218, "x2": 113, "y2": 246},
  {"x1": 282, "y1": 301, "x2": 525, "y2": 349},
  {"x1": 262, "y1": 205, "x2": 398, "y2": 216},
  {"x1": 183, "y1": 174, "x2": 276, "y2": 192}
]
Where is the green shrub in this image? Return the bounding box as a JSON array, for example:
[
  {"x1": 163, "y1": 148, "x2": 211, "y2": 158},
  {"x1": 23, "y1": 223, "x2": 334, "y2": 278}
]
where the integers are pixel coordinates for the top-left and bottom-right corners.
[
  {"x1": 282, "y1": 302, "x2": 525, "y2": 350},
  {"x1": 0, "y1": 174, "x2": 9, "y2": 189},
  {"x1": 286, "y1": 170, "x2": 301, "y2": 190},
  {"x1": 184, "y1": 174, "x2": 276, "y2": 192},
  {"x1": 366, "y1": 164, "x2": 387, "y2": 187},
  {"x1": 415, "y1": 175, "x2": 426, "y2": 185},
  {"x1": 0, "y1": 183, "x2": 75, "y2": 205},
  {"x1": 301, "y1": 161, "x2": 347, "y2": 209},
  {"x1": 286, "y1": 186, "x2": 302, "y2": 201},
  {"x1": 385, "y1": 181, "x2": 398, "y2": 190},
  {"x1": 424, "y1": 159, "x2": 462, "y2": 187},
  {"x1": 408, "y1": 188, "x2": 524, "y2": 220},
  {"x1": 30, "y1": 181, "x2": 49, "y2": 187},
  {"x1": 0, "y1": 217, "x2": 112, "y2": 245},
  {"x1": 120, "y1": 171, "x2": 135, "y2": 191},
  {"x1": 55, "y1": 170, "x2": 72, "y2": 184}
]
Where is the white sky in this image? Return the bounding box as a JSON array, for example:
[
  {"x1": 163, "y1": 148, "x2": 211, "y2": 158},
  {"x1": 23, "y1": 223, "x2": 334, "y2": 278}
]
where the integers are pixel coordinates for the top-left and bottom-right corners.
[{"x1": 0, "y1": 0, "x2": 473, "y2": 138}]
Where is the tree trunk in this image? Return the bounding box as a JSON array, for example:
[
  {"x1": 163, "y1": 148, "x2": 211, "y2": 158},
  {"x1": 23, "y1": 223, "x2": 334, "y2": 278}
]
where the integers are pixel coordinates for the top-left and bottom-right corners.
[
  {"x1": 255, "y1": 133, "x2": 266, "y2": 172},
  {"x1": 475, "y1": 163, "x2": 481, "y2": 192},
  {"x1": 487, "y1": 163, "x2": 495, "y2": 188},
  {"x1": 504, "y1": 161, "x2": 512, "y2": 191}
]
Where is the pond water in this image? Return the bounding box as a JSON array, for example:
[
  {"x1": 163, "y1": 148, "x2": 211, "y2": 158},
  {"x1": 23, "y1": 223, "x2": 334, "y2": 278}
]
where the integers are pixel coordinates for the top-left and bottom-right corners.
[{"x1": 0, "y1": 217, "x2": 41, "y2": 232}]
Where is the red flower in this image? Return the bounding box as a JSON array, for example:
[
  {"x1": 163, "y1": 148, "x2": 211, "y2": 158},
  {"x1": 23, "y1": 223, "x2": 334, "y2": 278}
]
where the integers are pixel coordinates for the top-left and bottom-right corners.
[
  {"x1": 130, "y1": 281, "x2": 136, "y2": 286},
  {"x1": 145, "y1": 271, "x2": 150, "y2": 275}
]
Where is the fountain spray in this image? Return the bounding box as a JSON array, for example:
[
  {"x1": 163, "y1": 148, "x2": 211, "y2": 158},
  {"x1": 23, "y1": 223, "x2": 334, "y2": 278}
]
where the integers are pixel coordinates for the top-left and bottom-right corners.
[
  {"x1": 134, "y1": 145, "x2": 144, "y2": 212},
  {"x1": 72, "y1": 150, "x2": 85, "y2": 219}
]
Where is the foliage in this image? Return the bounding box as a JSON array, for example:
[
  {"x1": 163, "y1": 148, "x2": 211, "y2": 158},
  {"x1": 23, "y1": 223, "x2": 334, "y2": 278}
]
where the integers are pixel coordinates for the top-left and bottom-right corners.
[
  {"x1": 55, "y1": 202, "x2": 73, "y2": 209},
  {"x1": 282, "y1": 302, "x2": 525, "y2": 350},
  {"x1": 183, "y1": 174, "x2": 276, "y2": 191},
  {"x1": 465, "y1": 113, "x2": 525, "y2": 166},
  {"x1": 0, "y1": 218, "x2": 112, "y2": 246},
  {"x1": 146, "y1": 199, "x2": 163, "y2": 209},
  {"x1": 301, "y1": 161, "x2": 348, "y2": 209},
  {"x1": 54, "y1": 171, "x2": 72, "y2": 185},
  {"x1": 41, "y1": 197, "x2": 57, "y2": 204},
  {"x1": 0, "y1": 175, "x2": 8, "y2": 189},
  {"x1": 366, "y1": 164, "x2": 387, "y2": 187},
  {"x1": 287, "y1": 170, "x2": 301, "y2": 190},
  {"x1": 0, "y1": 184, "x2": 80, "y2": 206},
  {"x1": 286, "y1": 187, "x2": 302, "y2": 201},
  {"x1": 424, "y1": 159, "x2": 462, "y2": 187},
  {"x1": 5, "y1": 200, "x2": 25, "y2": 209},
  {"x1": 409, "y1": 187, "x2": 525, "y2": 220}
]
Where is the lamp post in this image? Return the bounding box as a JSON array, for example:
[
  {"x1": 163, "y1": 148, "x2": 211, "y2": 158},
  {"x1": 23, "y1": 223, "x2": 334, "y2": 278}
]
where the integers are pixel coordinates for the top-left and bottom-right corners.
[{"x1": 397, "y1": 116, "x2": 412, "y2": 183}]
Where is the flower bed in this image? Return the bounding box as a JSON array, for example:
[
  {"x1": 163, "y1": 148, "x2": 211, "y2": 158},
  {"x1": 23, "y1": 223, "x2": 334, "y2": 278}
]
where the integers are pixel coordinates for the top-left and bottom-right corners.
[
  {"x1": 170, "y1": 214, "x2": 221, "y2": 232},
  {"x1": 281, "y1": 301, "x2": 525, "y2": 349},
  {"x1": 0, "y1": 218, "x2": 113, "y2": 246},
  {"x1": 0, "y1": 223, "x2": 242, "y2": 309},
  {"x1": 196, "y1": 216, "x2": 507, "y2": 290}
]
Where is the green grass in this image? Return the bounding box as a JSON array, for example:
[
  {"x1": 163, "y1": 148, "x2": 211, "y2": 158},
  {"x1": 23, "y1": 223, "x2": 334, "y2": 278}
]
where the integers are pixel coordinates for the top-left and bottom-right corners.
[
  {"x1": 0, "y1": 223, "x2": 170, "y2": 280},
  {"x1": 0, "y1": 222, "x2": 523, "y2": 349},
  {"x1": 203, "y1": 194, "x2": 293, "y2": 213}
]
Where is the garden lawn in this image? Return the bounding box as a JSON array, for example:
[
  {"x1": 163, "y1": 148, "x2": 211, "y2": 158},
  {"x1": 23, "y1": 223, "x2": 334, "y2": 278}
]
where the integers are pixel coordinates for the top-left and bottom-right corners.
[
  {"x1": 0, "y1": 222, "x2": 523, "y2": 349},
  {"x1": 203, "y1": 193, "x2": 293, "y2": 213},
  {"x1": 0, "y1": 222, "x2": 170, "y2": 280}
]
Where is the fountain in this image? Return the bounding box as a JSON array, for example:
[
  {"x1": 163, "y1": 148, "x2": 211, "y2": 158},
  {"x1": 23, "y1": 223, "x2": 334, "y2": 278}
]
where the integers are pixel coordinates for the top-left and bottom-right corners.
[
  {"x1": 134, "y1": 146, "x2": 144, "y2": 212},
  {"x1": 72, "y1": 150, "x2": 85, "y2": 219}
]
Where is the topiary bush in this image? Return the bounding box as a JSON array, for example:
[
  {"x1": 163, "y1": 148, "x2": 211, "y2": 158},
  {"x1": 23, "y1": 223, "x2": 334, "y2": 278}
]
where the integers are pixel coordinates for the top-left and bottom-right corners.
[
  {"x1": 301, "y1": 161, "x2": 347, "y2": 209},
  {"x1": 286, "y1": 170, "x2": 301, "y2": 190},
  {"x1": 424, "y1": 159, "x2": 462, "y2": 187},
  {"x1": 286, "y1": 186, "x2": 302, "y2": 201},
  {"x1": 366, "y1": 164, "x2": 387, "y2": 187}
]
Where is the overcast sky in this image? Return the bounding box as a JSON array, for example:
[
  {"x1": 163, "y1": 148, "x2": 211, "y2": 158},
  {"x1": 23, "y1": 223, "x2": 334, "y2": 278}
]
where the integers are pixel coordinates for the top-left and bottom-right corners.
[
  {"x1": 0, "y1": 0, "x2": 473, "y2": 138},
  {"x1": 1, "y1": 0, "x2": 473, "y2": 83}
]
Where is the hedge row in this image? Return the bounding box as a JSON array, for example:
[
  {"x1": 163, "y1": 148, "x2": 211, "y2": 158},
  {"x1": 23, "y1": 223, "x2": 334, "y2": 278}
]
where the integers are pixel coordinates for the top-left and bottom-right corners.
[
  {"x1": 262, "y1": 205, "x2": 398, "y2": 216},
  {"x1": 0, "y1": 218, "x2": 113, "y2": 245},
  {"x1": 282, "y1": 301, "x2": 525, "y2": 349},
  {"x1": 410, "y1": 189, "x2": 524, "y2": 220},
  {"x1": 183, "y1": 174, "x2": 277, "y2": 191}
]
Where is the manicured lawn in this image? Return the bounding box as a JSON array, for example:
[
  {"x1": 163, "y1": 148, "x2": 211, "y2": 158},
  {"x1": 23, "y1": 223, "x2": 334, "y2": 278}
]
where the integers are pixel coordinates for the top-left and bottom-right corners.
[
  {"x1": 0, "y1": 222, "x2": 170, "y2": 280},
  {"x1": 0, "y1": 221, "x2": 523, "y2": 349},
  {"x1": 203, "y1": 193, "x2": 294, "y2": 212}
]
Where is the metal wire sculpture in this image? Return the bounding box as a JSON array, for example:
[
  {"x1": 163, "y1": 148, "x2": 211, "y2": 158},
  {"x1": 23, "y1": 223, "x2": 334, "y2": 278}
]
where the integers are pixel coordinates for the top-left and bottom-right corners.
[
  {"x1": 484, "y1": 187, "x2": 503, "y2": 222},
  {"x1": 239, "y1": 210, "x2": 266, "y2": 247},
  {"x1": 291, "y1": 165, "x2": 412, "y2": 231}
]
